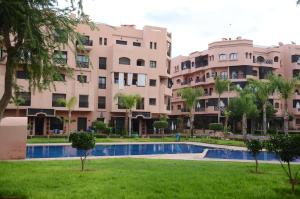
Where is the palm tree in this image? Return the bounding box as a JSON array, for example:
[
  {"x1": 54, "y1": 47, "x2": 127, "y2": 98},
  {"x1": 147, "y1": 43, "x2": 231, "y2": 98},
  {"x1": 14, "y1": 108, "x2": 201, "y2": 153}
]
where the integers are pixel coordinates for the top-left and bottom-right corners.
[
  {"x1": 248, "y1": 79, "x2": 274, "y2": 135},
  {"x1": 214, "y1": 76, "x2": 231, "y2": 123},
  {"x1": 223, "y1": 109, "x2": 231, "y2": 133},
  {"x1": 177, "y1": 87, "x2": 204, "y2": 137},
  {"x1": 10, "y1": 95, "x2": 25, "y2": 117},
  {"x1": 114, "y1": 93, "x2": 141, "y2": 136},
  {"x1": 269, "y1": 75, "x2": 297, "y2": 134},
  {"x1": 56, "y1": 96, "x2": 77, "y2": 136}
]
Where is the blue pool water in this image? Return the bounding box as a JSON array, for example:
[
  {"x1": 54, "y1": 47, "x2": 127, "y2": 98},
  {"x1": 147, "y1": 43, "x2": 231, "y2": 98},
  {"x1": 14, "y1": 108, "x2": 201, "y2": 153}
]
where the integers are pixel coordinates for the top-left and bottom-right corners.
[
  {"x1": 26, "y1": 143, "x2": 300, "y2": 162},
  {"x1": 26, "y1": 144, "x2": 205, "y2": 159}
]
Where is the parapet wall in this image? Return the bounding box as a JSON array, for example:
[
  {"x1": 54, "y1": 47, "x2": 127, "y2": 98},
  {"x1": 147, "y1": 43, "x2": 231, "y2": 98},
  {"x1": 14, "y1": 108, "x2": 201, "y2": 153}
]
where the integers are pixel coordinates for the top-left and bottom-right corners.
[{"x1": 0, "y1": 117, "x2": 27, "y2": 160}]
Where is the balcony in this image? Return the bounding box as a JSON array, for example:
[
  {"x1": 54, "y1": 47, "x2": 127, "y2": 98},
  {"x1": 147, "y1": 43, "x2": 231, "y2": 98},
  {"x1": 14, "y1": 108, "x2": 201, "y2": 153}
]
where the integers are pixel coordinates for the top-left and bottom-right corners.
[
  {"x1": 181, "y1": 108, "x2": 190, "y2": 112},
  {"x1": 230, "y1": 73, "x2": 246, "y2": 79},
  {"x1": 195, "y1": 77, "x2": 205, "y2": 83},
  {"x1": 76, "y1": 61, "x2": 89, "y2": 68},
  {"x1": 76, "y1": 39, "x2": 93, "y2": 51},
  {"x1": 195, "y1": 107, "x2": 205, "y2": 112},
  {"x1": 53, "y1": 58, "x2": 67, "y2": 65}
]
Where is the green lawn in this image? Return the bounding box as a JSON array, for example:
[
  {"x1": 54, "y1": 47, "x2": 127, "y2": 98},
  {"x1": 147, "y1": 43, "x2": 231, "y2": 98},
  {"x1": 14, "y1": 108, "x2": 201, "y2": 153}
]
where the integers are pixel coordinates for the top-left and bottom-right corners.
[
  {"x1": 27, "y1": 137, "x2": 246, "y2": 147},
  {"x1": 0, "y1": 159, "x2": 298, "y2": 199}
]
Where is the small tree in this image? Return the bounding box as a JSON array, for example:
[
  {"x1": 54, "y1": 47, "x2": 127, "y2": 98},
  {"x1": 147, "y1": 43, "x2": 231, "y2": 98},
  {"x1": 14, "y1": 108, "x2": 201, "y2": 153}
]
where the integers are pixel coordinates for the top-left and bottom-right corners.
[
  {"x1": 92, "y1": 120, "x2": 106, "y2": 133},
  {"x1": 69, "y1": 132, "x2": 96, "y2": 171},
  {"x1": 245, "y1": 139, "x2": 264, "y2": 173},
  {"x1": 208, "y1": 123, "x2": 223, "y2": 133},
  {"x1": 266, "y1": 135, "x2": 300, "y2": 194},
  {"x1": 153, "y1": 116, "x2": 168, "y2": 135}
]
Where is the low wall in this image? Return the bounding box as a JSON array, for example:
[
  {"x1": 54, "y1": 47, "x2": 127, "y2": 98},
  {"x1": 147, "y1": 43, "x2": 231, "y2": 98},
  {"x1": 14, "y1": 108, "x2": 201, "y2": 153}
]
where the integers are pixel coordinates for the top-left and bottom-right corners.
[{"x1": 0, "y1": 117, "x2": 27, "y2": 160}]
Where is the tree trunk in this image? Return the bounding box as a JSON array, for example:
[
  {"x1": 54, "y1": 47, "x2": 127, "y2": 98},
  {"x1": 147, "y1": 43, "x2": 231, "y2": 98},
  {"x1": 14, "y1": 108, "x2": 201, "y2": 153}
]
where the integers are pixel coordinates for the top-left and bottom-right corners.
[
  {"x1": 242, "y1": 113, "x2": 247, "y2": 138},
  {"x1": 190, "y1": 112, "x2": 194, "y2": 137},
  {"x1": 68, "y1": 110, "x2": 71, "y2": 137},
  {"x1": 251, "y1": 119, "x2": 255, "y2": 135},
  {"x1": 255, "y1": 157, "x2": 258, "y2": 173},
  {"x1": 283, "y1": 99, "x2": 289, "y2": 135},
  {"x1": 224, "y1": 116, "x2": 228, "y2": 133},
  {"x1": 217, "y1": 95, "x2": 221, "y2": 123},
  {"x1": 128, "y1": 111, "x2": 132, "y2": 137},
  {"x1": 124, "y1": 110, "x2": 129, "y2": 136},
  {"x1": 0, "y1": 55, "x2": 15, "y2": 120},
  {"x1": 262, "y1": 102, "x2": 267, "y2": 135}
]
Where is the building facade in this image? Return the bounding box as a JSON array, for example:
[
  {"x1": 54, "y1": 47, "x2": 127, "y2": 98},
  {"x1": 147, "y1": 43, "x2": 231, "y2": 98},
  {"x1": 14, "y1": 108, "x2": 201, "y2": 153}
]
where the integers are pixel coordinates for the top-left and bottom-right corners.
[
  {"x1": 0, "y1": 23, "x2": 172, "y2": 135},
  {"x1": 170, "y1": 37, "x2": 300, "y2": 131}
]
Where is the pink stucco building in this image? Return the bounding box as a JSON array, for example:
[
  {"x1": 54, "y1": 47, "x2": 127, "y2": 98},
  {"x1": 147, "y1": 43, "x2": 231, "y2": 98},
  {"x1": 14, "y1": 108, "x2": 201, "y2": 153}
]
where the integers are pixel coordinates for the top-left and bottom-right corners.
[
  {"x1": 0, "y1": 23, "x2": 172, "y2": 135},
  {"x1": 171, "y1": 37, "x2": 300, "y2": 131}
]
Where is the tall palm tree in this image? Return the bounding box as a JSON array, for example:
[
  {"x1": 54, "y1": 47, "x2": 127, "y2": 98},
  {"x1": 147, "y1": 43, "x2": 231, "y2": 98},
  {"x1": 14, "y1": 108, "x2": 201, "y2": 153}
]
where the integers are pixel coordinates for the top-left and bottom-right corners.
[
  {"x1": 57, "y1": 96, "x2": 77, "y2": 136},
  {"x1": 214, "y1": 76, "x2": 231, "y2": 123},
  {"x1": 223, "y1": 109, "x2": 231, "y2": 133},
  {"x1": 269, "y1": 75, "x2": 297, "y2": 134},
  {"x1": 177, "y1": 87, "x2": 204, "y2": 137},
  {"x1": 248, "y1": 79, "x2": 274, "y2": 135},
  {"x1": 114, "y1": 93, "x2": 141, "y2": 136}
]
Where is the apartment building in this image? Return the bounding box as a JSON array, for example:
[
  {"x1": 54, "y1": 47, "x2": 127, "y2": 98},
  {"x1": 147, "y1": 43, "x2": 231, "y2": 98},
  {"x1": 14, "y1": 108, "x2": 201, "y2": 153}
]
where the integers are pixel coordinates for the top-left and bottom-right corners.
[
  {"x1": 0, "y1": 23, "x2": 172, "y2": 135},
  {"x1": 170, "y1": 37, "x2": 300, "y2": 131}
]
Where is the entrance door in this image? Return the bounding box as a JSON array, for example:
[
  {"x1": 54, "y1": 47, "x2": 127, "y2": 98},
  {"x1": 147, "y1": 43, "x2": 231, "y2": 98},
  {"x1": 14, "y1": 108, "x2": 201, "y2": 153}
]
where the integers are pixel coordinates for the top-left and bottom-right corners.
[
  {"x1": 35, "y1": 117, "x2": 44, "y2": 135},
  {"x1": 77, "y1": 117, "x2": 87, "y2": 131}
]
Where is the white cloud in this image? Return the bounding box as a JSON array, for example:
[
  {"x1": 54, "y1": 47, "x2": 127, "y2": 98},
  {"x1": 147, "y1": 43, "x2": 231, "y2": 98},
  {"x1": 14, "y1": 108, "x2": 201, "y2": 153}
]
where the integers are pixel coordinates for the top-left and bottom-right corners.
[{"x1": 74, "y1": 0, "x2": 300, "y2": 56}]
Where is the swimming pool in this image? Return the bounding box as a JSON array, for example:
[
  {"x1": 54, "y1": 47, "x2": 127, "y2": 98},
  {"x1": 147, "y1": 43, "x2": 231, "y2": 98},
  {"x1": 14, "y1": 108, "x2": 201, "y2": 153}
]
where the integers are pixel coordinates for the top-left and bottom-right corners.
[
  {"x1": 26, "y1": 143, "x2": 205, "y2": 159},
  {"x1": 26, "y1": 143, "x2": 300, "y2": 162}
]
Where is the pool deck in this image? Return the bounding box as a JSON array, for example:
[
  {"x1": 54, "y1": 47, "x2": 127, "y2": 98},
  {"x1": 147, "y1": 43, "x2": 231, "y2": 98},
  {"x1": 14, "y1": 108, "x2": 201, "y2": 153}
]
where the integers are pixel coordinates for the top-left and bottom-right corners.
[{"x1": 22, "y1": 142, "x2": 299, "y2": 164}]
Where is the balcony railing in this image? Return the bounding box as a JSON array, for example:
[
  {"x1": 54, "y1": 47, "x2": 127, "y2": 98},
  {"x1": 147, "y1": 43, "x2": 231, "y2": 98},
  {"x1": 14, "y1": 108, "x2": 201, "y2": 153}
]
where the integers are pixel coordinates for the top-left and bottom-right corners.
[
  {"x1": 53, "y1": 58, "x2": 67, "y2": 65},
  {"x1": 195, "y1": 78, "x2": 205, "y2": 83},
  {"x1": 195, "y1": 107, "x2": 205, "y2": 112},
  {"x1": 181, "y1": 108, "x2": 190, "y2": 112},
  {"x1": 230, "y1": 74, "x2": 246, "y2": 79},
  {"x1": 76, "y1": 61, "x2": 89, "y2": 68},
  {"x1": 76, "y1": 39, "x2": 93, "y2": 46}
]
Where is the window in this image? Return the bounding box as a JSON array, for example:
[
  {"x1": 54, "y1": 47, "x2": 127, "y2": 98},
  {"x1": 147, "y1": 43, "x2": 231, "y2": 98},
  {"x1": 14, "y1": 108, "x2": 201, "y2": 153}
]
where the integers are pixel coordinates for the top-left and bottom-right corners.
[
  {"x1": 149, "y1": 79, "x2": 156, "y2": 86},
  {"x1": 53, "y1": 73, "x2": 65, "y2": 81},
  {"x1": 116, "y1": 40, "x2": 127, "y2": 45},
  {"x1": 119, "y1": 57, "x2": 130, "y2": 65},
  {"x1": 133, "y1": 42, "x2": 141, "y2": 47},
  {"x1": 77, "y1": 117, "x2": 87, "y2": 131},
  {"x1": 137, "y1": 74, "x2": 146, "y2": 87},
  {"x1": 176, "y1": 79, "x2": 181, "y2": 84},
  {"x1": 99, "y1": 37, "x2": 107, "y2": 45},
  {"x1": 53, "y1": 51, "x2": 67, "y2": 65},
  {"x1": 219, "y1": 54, "x2": 227, "y2": 60},
  {"x1": 76, "y1": 55, "x2": 89, "y2": 68},
  {"x1": 136, "y1": 98, "x2": 144, "y2": 110},
  {"x1": 52, "y1": 93, "x2": 66, "y2": 107},
  {"x1": 275, "y1": 102, "x2": 279, "y2": 109},
  {"x1": 98, "y1": 96, "x2": 106, "y2": 109},
  {"x1": 150, "y1": 42, "x2": 157, "y2": 49},
  {"x1": 150, "y1": 60, "x2": 157, "y2": 68},
  {"x1": 167, "y1": 42, "x2": 171, "y2": 57},
  {"x1": 154, "y1": 42, "x2": 157, "y2": 49},
  {"x1": 15, "y1": 92, "x2": 31, "y2": 106},
  {"x1": 98, "y1": 77, "x2": 106, "y2": 89},
  {"x1": 99, "y1": 57, "x2": 107, "y2": 69},
  {"x1": 229, "y1": 53, "x2": 238, "y2": 60},
  {"x1": 79, "y1": 95, "x2": 89, "y2": 108},
  {"x1": 50, "y1": 117, "x2": 64, "y2": 130},
  {"x1": 77, "y1": 75, "x2": 87, "y2": 83},
  {"x1": 132, "y1": 74, "x2": 138, "y2": 85},
  {"x1": 137, "y1": 59, "x2": 145, "y2": 66},
  {"x1": 16, "y1": 71, "x2": 28, "y2": 79},
  {"x1": 150, "y1": 42, "x2": 153, "y2": 49},
  {"x1": 274, "y1": 56, "x2": 279, "y2": 62},
  {"x1": 177, "y1": 104, "x2": 181, "y2": 110},
  {"x1": 149, "y1": 98, "x2": 156, "y2": 105},
  {"x1": 296, "y1": 119, "x2": 300, "y2": 125}
]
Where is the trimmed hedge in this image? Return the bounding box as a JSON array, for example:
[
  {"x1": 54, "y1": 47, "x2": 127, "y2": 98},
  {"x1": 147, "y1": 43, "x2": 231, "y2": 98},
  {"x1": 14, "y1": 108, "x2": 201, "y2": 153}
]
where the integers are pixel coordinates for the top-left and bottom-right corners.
[{"x1": 209, "y1": 123, "x2": 223, "y2": 132}]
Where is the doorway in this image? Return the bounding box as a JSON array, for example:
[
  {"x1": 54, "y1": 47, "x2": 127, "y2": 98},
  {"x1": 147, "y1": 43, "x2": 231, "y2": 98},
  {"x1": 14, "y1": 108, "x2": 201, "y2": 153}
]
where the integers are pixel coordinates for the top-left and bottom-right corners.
[{"x1": 35, "y1": 117, "x2": 44, "y2": 135}]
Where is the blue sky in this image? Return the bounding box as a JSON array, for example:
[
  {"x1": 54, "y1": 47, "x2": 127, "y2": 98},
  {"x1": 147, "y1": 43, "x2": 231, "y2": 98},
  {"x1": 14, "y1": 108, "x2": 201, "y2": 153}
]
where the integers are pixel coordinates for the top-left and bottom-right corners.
[{"x1": 75, "y1": 0, "x2": 300, "y2": 56}]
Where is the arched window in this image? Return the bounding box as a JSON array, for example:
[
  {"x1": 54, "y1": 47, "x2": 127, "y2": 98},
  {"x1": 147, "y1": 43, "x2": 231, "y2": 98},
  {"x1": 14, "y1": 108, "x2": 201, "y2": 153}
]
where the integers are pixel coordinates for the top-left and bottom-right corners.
[
  {"x1": 257, "y1": 56, "x2": 265, "y2": 63},
  {"x1": 249, "y1": 53, "x2": 252, "y2": 59},
  {"x1": 119, "y1": 57, "x2": 130, "y2": 65},
  {"x1": 274, "y1": 56, "x2": 279, "y2": 62},
  {"x1": 229, "y1": 53, "x2": 238, "y2": 60},
  {"x1": 275, "y1": 103, "x2": 279, "y2": 109},
  {"x1": 245, "y1": 52, "x2": 248, "y2": 59},
  {"x1": 176, "y1": 79, "x2": 181, "y2": 84},
  {"x1": 136, "y1": 59, "x2": 145, "y2": 66}
]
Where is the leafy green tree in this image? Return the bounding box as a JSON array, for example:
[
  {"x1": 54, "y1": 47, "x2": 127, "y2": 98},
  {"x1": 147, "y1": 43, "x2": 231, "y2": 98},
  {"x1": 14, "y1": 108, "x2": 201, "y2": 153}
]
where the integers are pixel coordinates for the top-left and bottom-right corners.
[
  {"x1": 0, "y1": 0, "x2": 90, "y2": 119},
  {"x1": 56, "y1": 96, "x2": 77, "y2": 136},
  {"x1": 269, "y1": 75, "x2": 297, "y2": 134},
  {"x1": 248, "y1": 79, "x2": 274, "y2": 135},
  {"x1": 114, "y1": 93, "x2": 141, "y2": 136},
  {"x1": 214, "y1": 76, "x2": 231, "y2": 123},
  {"x1": 10, "y1": 88, "x2": 25, "y2": 117},
  {"x1": 266, "y1": 135, "x2": 300, "y2": 194},
  {"x1": 69, "y1": 132, "x2": 96, "y2": 171},
  {"x1": 153, "y1": 115, "x2": 168, "y2": 135},
  {"x1": 245, "y1": 139, "x2": 264, "y2": 173},
  {"x1": 177, "y1": 87, "x2": 204, "y2": 137}
]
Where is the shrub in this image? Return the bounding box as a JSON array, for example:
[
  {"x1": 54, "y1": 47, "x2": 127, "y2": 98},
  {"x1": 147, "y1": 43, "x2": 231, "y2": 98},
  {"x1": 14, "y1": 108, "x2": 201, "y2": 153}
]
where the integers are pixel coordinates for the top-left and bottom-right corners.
[
  {"x1": 266, "y1": 135, "x2": 300, "y2": 194},
  {"x1": 69, "y1": 132, "x2": 96, "y2": 171},
  {"x1": 92, "y1": 120, "x2": 106, "y2": 133},
  {"x1": 245, "y1": 139, "x2": 263, "y2": 173},
  {"x1": 209, "y1": 123, "x2": 223, "y2": 132},
  {"x1": 267, "y1": 128, "x2": 277, "y2": 135}
]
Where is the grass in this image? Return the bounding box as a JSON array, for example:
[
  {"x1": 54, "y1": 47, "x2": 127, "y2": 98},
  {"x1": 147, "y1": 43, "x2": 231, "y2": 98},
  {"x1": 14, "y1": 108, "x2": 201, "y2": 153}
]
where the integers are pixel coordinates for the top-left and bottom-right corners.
[
  {"x1": 0, "y1": 158, "x2": 299, "y2": 199},
  {"x1": 27, "y1": 137, "x2": 246, "y2": 147}
]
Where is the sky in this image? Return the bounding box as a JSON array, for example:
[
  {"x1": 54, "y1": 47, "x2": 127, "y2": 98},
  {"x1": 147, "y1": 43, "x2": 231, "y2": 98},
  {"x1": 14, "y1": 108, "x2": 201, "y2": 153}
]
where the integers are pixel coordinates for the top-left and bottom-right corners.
[{"x1": 73, "y1": 0, "x2": 300, "y2": 57}]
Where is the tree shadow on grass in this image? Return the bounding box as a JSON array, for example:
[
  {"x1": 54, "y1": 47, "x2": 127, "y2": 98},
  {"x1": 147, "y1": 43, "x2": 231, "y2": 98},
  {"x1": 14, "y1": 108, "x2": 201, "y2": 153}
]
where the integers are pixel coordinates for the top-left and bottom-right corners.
[{"x1": 273, "y1": 187, "x2": 300, "y2": 198}]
